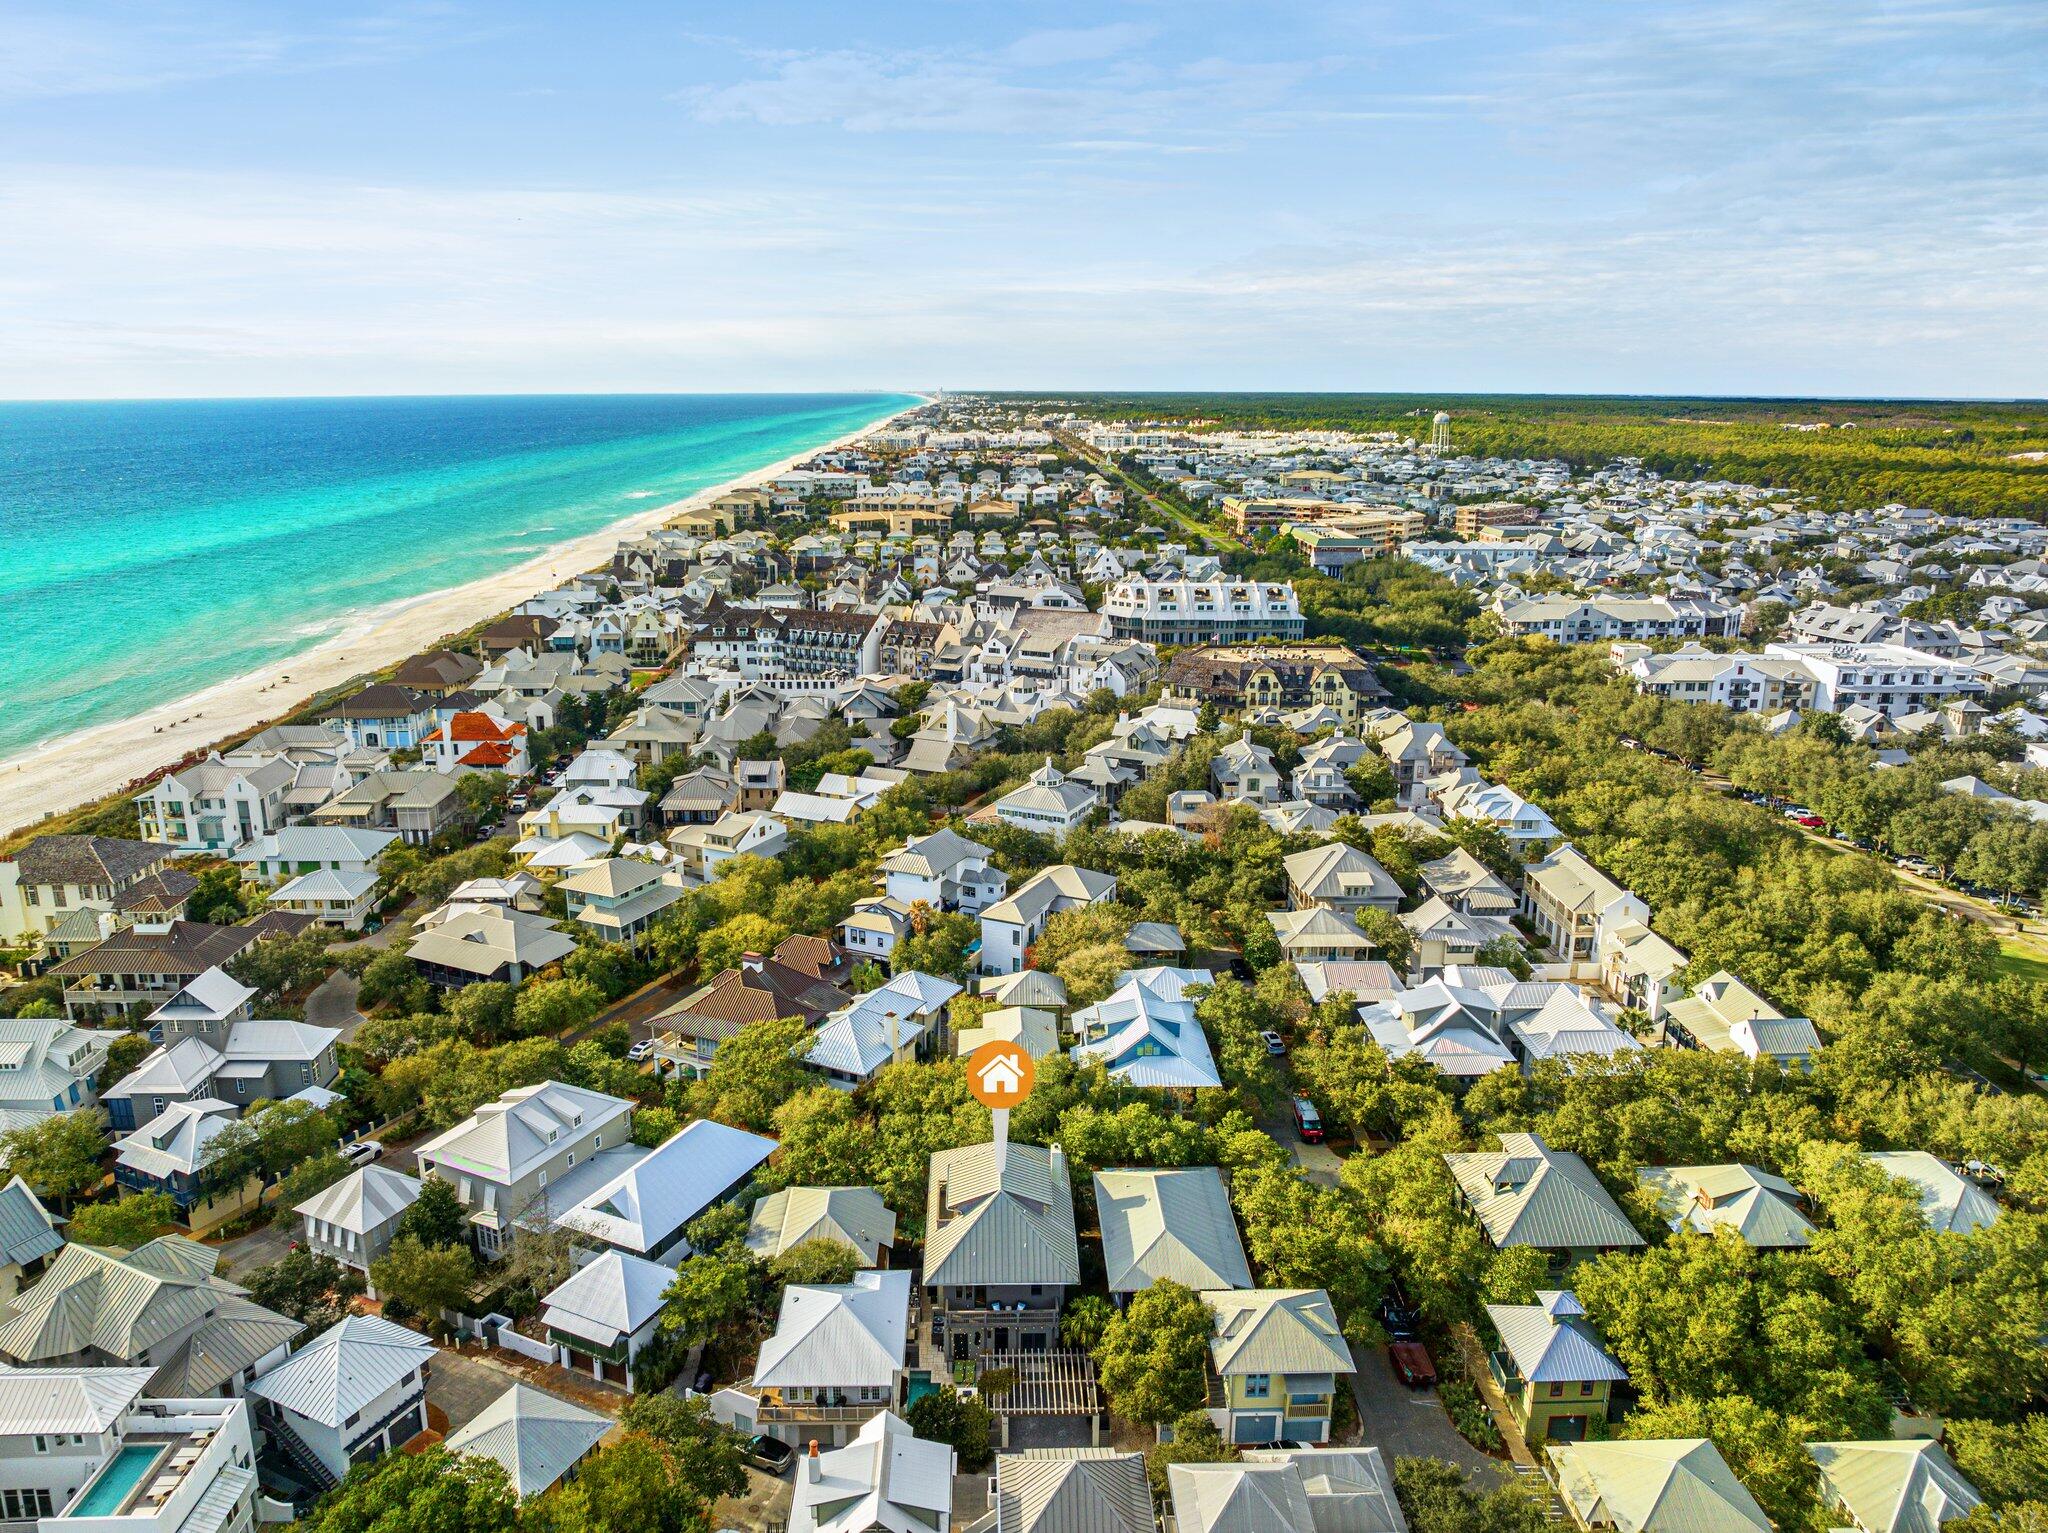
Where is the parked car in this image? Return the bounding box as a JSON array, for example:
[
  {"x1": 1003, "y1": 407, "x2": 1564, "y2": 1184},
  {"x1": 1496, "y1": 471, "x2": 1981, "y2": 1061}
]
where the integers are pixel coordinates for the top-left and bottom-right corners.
[
  {"x1": 1388, "y1": 1340, "x2": 1438, "y2": 1388},
  {"x1": 1380, "y1": 1289, "x2": 1420, "y2": 1340},
  {"x1": 627, "y1": 1038, "x2": 657, "y2": 1062},
  {"x1": 1291, "y1": 1097, "x2": 1324, "y2": 1144},
  {"x1": 1260, "y1": 1030, "x2": 1288, "y2": 1056},
  {"x1": 1782, "y1": 805, "x2": 1815, "y2": 821},
  {"x1": 1794, "y1": 815, "x2": 1826, "y2": 829},
  {"x1": 746, "y1": 1434, "x2": 795, "y2": 1475},
  {"x1": 341, "y1": 1139, "x2": 383, "y2": 1168},
  {"x1": 508, "y1": 793, "x2": 529, "y2": 811}
]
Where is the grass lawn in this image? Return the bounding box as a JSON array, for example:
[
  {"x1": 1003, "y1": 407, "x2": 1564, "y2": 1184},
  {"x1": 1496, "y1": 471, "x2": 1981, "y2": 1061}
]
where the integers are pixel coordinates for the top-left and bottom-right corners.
[{"x1": 1995, "y1": 940, "x2": 2048, "y2": 985}]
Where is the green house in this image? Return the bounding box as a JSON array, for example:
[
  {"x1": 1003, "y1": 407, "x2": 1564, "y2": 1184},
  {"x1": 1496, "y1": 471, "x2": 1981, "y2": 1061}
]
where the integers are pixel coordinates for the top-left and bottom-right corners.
[{"x1": 1483, "y1": 1290, "x2": 1627, "y2": 1444}]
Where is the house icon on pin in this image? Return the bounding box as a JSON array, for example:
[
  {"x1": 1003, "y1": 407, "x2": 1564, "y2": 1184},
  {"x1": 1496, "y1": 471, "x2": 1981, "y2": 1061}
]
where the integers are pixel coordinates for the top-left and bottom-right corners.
[{"x1": 967, "y1": 1039, "x2": 1034, "y2": 1106}]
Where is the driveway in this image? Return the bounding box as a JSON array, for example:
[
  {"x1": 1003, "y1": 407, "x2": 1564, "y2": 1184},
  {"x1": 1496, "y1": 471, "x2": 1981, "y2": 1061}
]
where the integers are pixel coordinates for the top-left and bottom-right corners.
[
  {"x1": 1350, "y1": 1345, "x2": 1505, "y2": 1480},
  {"x1": 428, "y1": 1345, "x2": 513, "y2": 1434},
  {"x1": 585, "y1": 973, "x2": 691, "y2": 1046},
  {"x1": 304, "y1": 971, "x2": 364, "y2": 1039},
  {"x1": 214, "y1": 1219, "x2": 293, "y2": 1279}
]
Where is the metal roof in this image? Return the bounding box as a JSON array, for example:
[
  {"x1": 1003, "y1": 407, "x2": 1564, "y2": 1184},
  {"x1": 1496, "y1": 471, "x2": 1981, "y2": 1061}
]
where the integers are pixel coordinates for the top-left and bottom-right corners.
[
  {"x1": 1484, "y1": 1293, "x2": 1628, "y2": 1385},
  {"x1": 246, "y1": 1313, "x2": 433, "y2": 1427},
  {"x1": 445, "y1": 1383, "x2": 613, "y2": 1499},
  {"x1": 1548, "y1": 1439, "x2": 1772, "y2": 1533},
  {"x1": 1093, "y1": 1168, "x2": 1252, "y2": 1294},
  {"x1": 414, "y1": 1080, "x2": 634, "y2": 1185},
  {"x1": 993, "y1": 1449, "x2": 1152, "y2": 1533},
  {"x1": 0, "y1": 1177, "x2": 62, "y2": 1269},
  {"x1": 755, "y1": 1270, "x2": 910, "y2": 1390},
  {"x1": 1203, "y1": 1289, "x2": 1355, "y2": 1378},
  {"x1": 1808, "y1": 1440, "x2": 1982, "y2": 1533},
  {"x1": 1445, "y1": 1133, "x2": 1646, "y2": 1252},
  {"x1": 1637, "y1": 1165, "x2": 1815, "y2": 1248},
  {"x1": 541, "y1": 1249, "x2": 672, "y2": 1340},
  {"x1": 1169, "y1": 1462, "x2": 1315, "y2": 1533},
  {"x1": 0, "y1": 1365, "x2": 151, "y2": 1434},
  {"x1": 1239, "y1": 1447, "x2": 1408, "y2": 1533},
  {"x1": 556, "y1": 1118, "x2": 774, "y2": 1254},
  {"x1": 293, "y1": 1165, "x2": 421, "y2": 1236},
  {"x1": 790, "y1": 1409, "x2": 954, "y2": 1533},
  {"x1": 924, "y1": 1141, "x2": 1081, "y2": 1290},
  {"x1": 1865, "y1": 1152, "x2": 2002, "y2": 1234},
  {"x1": 746, "y1": 1186, "x2": 897, "y2": 1265}
]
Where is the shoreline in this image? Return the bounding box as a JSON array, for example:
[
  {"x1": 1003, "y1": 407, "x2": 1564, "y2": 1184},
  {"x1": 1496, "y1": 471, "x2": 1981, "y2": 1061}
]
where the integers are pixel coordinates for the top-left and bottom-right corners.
[{"x1": 0, "y1": 397, "x2": 921, "y2": 838}]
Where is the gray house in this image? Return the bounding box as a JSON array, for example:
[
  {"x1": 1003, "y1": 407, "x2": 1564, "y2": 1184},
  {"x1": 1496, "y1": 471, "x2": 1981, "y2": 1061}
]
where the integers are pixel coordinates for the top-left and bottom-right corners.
[
  {"x1": 296, "y1": 1166, "x2": 423, "y2": 1294},
  {"x1": 413, "y1": 1081, "x2": 634, "y2": 1257},
  {"x1": 923, "y1": 1139, "x2": 1080, "y2": 1363}
]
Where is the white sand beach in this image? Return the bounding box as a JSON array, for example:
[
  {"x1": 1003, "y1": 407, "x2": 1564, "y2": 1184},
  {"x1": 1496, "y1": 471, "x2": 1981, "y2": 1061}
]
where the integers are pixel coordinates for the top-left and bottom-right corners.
[{"x1": 0, "y1": 400, "x2": 919, "y2": 838}]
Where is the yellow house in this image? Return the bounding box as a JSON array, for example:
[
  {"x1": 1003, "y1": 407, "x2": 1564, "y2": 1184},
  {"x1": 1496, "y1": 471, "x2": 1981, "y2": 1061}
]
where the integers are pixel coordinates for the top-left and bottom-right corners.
[{"x1": 1201, "y1": 1288, "x2": 1355, "y2": 1446}]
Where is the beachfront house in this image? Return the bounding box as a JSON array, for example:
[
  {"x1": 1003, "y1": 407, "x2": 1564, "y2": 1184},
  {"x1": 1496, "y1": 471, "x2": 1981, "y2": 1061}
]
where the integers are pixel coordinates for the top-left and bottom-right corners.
[{"x1": 138, "y1": 754, "x2": 296, "y2": 852}]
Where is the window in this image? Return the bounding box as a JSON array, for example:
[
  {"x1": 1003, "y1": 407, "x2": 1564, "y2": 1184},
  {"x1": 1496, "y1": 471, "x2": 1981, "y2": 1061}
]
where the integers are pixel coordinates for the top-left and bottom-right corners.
[
  {"x1": 1241, "y1": 1374, "x2": 1271, "y2": 1400},
  {"x1": 1548, "y1": 1382, "x2": 1564, "y2": 1398},
  {"x1": 1581, "y1": 1380, "x2": 1597, "y2": 1396}
]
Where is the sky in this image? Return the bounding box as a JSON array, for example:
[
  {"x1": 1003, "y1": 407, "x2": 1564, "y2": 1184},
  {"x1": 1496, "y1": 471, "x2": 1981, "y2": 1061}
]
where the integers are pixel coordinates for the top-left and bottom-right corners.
[{"x1": 1, "y1": 0, "x2": 2044, "y2": 399}]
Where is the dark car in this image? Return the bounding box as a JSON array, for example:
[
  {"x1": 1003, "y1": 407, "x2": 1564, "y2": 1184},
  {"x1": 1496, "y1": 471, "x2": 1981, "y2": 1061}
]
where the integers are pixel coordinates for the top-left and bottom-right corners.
[
  {"x1": 1291, "y1": 1097, "x2": 1324, "y2": 1144},
  {"x1": 1389, "y1": 1340, "x2": 1438, "y2": 1388},
  {"x1": 747, "y1": 1434, "x2": 795, "y2": 1475},
  {"x1": 1380, "y1": 1290, "x2": 1420, "y2": 1340}
]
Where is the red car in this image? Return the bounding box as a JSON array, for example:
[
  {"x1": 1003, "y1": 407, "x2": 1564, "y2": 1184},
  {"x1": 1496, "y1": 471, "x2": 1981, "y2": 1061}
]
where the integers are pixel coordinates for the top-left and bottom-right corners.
[
  {"x1": 1291, "y1": 1097, "x2": 1325, "y2": 1144},
  {"x1": 1388, "y1": 1341, "x2": 1437, "y2": 1388},
  {"x1": 1795, "y1": 815, "x2": 1826, "y2": 829}
]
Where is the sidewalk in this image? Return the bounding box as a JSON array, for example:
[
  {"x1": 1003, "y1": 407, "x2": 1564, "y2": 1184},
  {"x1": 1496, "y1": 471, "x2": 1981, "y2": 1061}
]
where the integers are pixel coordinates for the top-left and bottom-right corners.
[{"x1": 1456, "y1": 1325, "x2": 1541, "y2": 1471}]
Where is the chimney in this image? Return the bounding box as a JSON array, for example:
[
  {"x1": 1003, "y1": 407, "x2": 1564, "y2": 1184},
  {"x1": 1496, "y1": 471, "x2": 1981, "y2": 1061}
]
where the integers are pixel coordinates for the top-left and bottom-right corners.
[
  {"x1": 741, "y1": 952, "x2": 763, "y2": 974},
  {"x1": 806, "y1": 1441, "x2": 821, "y2": 1482}
]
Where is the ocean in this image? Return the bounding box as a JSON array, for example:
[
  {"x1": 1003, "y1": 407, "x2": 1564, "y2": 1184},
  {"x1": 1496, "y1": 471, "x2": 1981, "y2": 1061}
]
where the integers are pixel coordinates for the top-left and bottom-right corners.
[{"x1": 0, "y1": 392, "x2": 915, "y2": 763}]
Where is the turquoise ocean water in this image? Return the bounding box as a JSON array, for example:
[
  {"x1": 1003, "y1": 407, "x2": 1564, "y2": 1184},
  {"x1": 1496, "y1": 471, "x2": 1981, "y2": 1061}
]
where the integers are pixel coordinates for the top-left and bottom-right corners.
[{"x1": 0, "y1": 393, "x2": 914, "y2": 764}]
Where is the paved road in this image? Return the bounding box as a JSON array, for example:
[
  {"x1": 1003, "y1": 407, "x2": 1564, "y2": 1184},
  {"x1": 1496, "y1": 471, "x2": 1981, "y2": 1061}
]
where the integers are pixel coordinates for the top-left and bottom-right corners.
[
  {"x1": 304, "y1": 971, "x2": 364, "y2": 1040},
  {"x1": 215, "y1": 1219, "x2": 293, "y2": 1279},
  {"x1": 1350, "y1": 1345, "x2": 1506, "y2": 1479}
]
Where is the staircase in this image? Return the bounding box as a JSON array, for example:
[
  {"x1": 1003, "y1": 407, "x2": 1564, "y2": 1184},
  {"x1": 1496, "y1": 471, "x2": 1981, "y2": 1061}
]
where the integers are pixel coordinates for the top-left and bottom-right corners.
[
  {"x1": 262, "y1": 1419, "x2": 338, "y2": 1496},
  {"x1": 1511, "y1": 1463, "x2": 1566, "y2": 1522}
]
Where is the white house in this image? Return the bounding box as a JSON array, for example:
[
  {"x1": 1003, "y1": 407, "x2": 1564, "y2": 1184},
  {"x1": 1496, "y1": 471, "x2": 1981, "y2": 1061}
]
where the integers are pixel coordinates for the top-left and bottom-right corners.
[
  {"x1": 247, "y1": 1314, "x2": 433, "y2": 1490},
  {"x1": 0, "y1": 1367, "x2": 260, "y2": 1531},
  {"x1": 991, "y1": 759, "x2": 1098, "y2": 840},
  {"x1": 876, "y1": 828, "x2": 1007, "y2": 914},
  {"x1": 231, "y1": 827, "x2": 397, "y2": 887},
  {"x1": 138, "y1": 754, "x2": 297, "y2": 852},
  {"x1": 753, "y1": 1270, "x2": 913, "y2": 1448},
  {"x1": 789, "y1": 1411, "x2": 954, "y2": 1533},
  {"x1": 979, "y1": 865, "x2": 1119, "y2": 976}
]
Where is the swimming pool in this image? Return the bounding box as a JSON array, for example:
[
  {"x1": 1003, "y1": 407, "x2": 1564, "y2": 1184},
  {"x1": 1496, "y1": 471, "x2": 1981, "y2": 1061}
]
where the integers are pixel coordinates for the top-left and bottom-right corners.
[{"x1": 67, "y1": 1444, "x2": 166, "y2": 1518}]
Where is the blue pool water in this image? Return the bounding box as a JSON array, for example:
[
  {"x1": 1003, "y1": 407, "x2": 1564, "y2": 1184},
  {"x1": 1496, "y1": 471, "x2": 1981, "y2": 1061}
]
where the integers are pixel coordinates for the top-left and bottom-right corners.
[
  {"x1": 0, "y1": 392, "x2": 915, "y2": 762},
  {"x1": 67, "y1": 1443, "x2": 166, "y2": 1517}
]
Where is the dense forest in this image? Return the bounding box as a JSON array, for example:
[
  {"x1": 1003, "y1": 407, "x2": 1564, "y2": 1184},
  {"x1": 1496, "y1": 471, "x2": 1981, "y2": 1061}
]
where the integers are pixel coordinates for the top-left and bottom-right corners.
[{"x1": 1006, "y1": 391, "x2": 2048, "y2": 520}]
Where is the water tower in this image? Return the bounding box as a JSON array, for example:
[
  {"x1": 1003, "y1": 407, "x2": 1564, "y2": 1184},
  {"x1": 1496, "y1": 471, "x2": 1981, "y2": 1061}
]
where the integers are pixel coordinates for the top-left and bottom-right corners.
[{"x1": 1429, "y1": 410, "x2": 1452, "y2": 456}]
